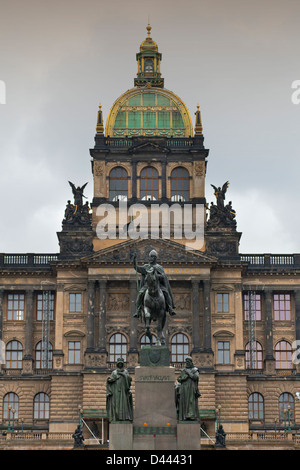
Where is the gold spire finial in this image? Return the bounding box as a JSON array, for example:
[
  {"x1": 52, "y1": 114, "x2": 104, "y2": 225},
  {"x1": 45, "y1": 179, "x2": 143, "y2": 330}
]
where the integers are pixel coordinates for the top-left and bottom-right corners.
[
  {"x1": 96, "y1": 104, "x2": 104, "y2": 134},
  {"x1": 146, "y1": 22, "x2": 152, "y2": 38},
  {"x1": 194, "y1": 104, "x2": 203, "y2": 136}
]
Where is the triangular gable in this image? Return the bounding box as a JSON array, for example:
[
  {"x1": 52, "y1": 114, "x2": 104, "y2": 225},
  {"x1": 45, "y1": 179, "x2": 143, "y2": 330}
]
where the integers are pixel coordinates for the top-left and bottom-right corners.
[
  {"x1": 81, "y1": 238, "x2": 218, "y2": 265},
  {"x1": 128, "y1": 141, "x2": 170, "y2": 154}
]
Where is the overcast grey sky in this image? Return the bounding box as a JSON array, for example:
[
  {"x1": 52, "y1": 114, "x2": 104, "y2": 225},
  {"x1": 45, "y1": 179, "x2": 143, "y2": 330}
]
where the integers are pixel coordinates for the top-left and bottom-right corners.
[{"x1": 0, "y1": 0, "x2": 299, "y2": 254}]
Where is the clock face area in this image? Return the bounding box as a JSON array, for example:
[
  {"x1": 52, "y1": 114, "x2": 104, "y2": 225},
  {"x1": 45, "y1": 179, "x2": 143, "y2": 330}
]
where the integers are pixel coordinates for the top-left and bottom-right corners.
[{"x1": 107, "y1": 89, "x2": 193, "y2": 138}]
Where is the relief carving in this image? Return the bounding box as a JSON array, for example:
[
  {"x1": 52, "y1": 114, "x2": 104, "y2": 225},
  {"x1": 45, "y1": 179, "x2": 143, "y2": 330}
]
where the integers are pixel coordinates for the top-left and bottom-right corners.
[
  {"x1": 107, "y1": 293, "x2": 130, "y2": 311},
  {"x1": 194, "y1": 162, "x2": 205, "y2": 177},
  {"x1": 173, "y1": 293, "x2": 191, "y2": 311},
  {"x1": 94, "y1": 161, "x2": 105, "y2": 176}
]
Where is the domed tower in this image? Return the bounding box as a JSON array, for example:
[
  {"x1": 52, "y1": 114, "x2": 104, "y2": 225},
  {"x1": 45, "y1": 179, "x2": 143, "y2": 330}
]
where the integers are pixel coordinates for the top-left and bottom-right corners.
[{"x1": 90, "y1": 25, "x2": 209, "y2": 252}]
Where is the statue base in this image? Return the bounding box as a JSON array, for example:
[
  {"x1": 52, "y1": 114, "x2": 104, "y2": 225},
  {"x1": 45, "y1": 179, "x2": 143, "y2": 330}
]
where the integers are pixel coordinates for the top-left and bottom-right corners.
[
  {"x1": 134, "y1": 365, "x2": 177, "y2": 427},
  {"x1": 109, "y1": 422, "x2": 133, "y2": 450},
  {"x1": 177, "y1": 421, "x2": 201, "y2": 450}
]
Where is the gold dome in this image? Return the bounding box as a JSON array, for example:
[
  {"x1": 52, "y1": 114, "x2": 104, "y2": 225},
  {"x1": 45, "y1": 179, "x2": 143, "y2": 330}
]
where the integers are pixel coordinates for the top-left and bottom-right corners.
[{"x1": 105, "y1": 87, "x2": 193, "y2": 138}]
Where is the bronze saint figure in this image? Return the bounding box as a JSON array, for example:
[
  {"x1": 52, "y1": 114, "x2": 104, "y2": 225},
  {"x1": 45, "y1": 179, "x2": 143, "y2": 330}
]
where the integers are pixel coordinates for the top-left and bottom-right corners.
[
  {"x1": 106, "y1": 358, "x2": 133, "y2": 422},
  {"x1": 175, "y1": 356, "x2": 201, "y2": 421}
]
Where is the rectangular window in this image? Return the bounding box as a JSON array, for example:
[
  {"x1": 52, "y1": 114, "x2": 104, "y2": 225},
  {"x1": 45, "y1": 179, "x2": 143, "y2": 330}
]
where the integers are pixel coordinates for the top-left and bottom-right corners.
[
  {"x1": 243, "y1": 293, "x2": 262, "y2": 321},
  {"x1": 68, "y1": 341, "x2": 81, "y2": 364},
  {"x1": 218, "y1": 341, "x2": 230, "y2": 364},
  {"x1": 157, "y1": 111, "x2": 170, "y2": 129},
  {"x1": 157, "y1": 95, "x2": 170, "y2": 106},
  {"x1": 217, "y1": 293, "x2": 229, "y2": 313},
  {"x1": 114, "y1": 111, "x2": 126, "y2": 128},
  {"x1": 69, "y1": 293, "x2": 82, "y2": 313},
  {"x1": 172, "y1": 111, "x2": 184, "y2": 129},
  {"x1": 274, "y1": 293, "x2": 291, "y2": 321},
  {"x1": 128, "y1": 95, "x2": 141, "y2": 106},
  {"x1": 128, "y1": 111, "x2": 141, "y2": 128},
  {"x1": 142, "y1": 111, "x2": 156, "y2": 129},
  {"x1": 7, "y1": 293, "x2": 25, "y2": 320},
  {"x1": 36, "y1": 292, "x2": 54, "y2": 321},
  {"x1": 142, "y1": 93, "x2": 156, "y2": 106}
]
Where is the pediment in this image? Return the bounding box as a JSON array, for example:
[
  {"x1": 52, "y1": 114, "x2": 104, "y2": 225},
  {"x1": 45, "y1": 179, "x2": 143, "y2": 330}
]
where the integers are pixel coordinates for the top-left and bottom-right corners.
[
  {"x1": 213, "y1": 330, "x2": 235, "y2": 338},
  {"x1": 81, "y1": 238, "x2": 218, "y2": 266},
  {"x1": 128, "y1": 141, "x2": 170, "y2": 154}
]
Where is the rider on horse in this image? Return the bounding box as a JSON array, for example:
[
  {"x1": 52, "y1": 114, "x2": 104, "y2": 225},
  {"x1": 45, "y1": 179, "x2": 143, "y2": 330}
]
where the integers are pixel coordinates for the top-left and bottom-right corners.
[{"x1": 133, "y1": 249, "x2": 176, "y2": 319}]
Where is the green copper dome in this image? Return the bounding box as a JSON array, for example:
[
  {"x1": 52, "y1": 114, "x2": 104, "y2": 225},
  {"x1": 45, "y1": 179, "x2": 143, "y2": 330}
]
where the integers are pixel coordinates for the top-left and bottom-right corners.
[{"x1": 106, "y1": 88, "x2": 193, "y2": 138}]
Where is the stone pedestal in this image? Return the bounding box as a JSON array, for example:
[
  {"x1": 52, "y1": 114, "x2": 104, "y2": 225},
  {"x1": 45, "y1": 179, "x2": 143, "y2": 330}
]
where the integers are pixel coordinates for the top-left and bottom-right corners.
[
  {"x1": 133, "y1": 346, "x2": 177, "y2": 450},
  {"x1": 134, "y1": 365, "x2": 177, "y2": 427},
  {"x1": 109, "y1": 422, "x2": 133, "y2": 450},
  {"x1": 177, "y1": 422, "x2": 201, "y2": 450}
]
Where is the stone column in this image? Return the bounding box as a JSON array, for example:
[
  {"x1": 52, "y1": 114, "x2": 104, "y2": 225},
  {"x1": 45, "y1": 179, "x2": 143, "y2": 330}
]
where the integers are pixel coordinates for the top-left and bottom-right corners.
[
  {"x1": 191, "y1": 280, "x2": 201, "y2": 354},
  {"x1": 203, "y1": 280, "x2": 212, "y2": 352},
  {"x1": 23, "y1": 289, "x2": 34, "y2": 374},
  {"x1": 53, "y1": 283, "x2": 64, "y2": 370},
  {"x1": 131, "y1": 161, "x2": 137, "y2": 201},
  {"x1": 24, "y1": 290, "x2": 34, "y2": 358},
  {"x1": 0, "y1": 289, "x2": 5, "y2": 373},
  {"x1": 86, "y1": 280, "x2": 96, "y2": 352},
  {"x1": 128, "y1": 280, "x2": 138, "y2": 367},
  {"x1": 234, "y1": 284, "x2": 245, "y2": 370},
  {"x1": 294, "y1": 290, "x2": 300, "y2": 373},
  {"x1": 199, "y1": 279, "x2": 214, "y2": 369},
  {"x1": 264, "y1": 290, "x2": 275, "y2": 374},
  {"x1": 161, "y1": 160, "x2": 167, "y2": 200},
  {"x1": 98, "y1": 280, "x2": 107, "y2": 353},
  {"x1": 295, "y1": 290, "x2": 300, "y2": 341},
  {"x1": 0, "y1": 289, "x2": 4, "y2": 341}
]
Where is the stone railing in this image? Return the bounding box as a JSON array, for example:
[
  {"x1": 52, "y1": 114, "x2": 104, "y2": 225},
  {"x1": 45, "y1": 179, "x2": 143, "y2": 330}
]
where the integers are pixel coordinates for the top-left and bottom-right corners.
[
  {"x1": 2, "y1": 431, "x2": 73, "y2": 441},
  {"x1": 104, "y1": 137, "x2": 196, "y2": 149},
  {"x1": 0, "y1": 253, "x2": 58, "y2": 267},
  {"x1": 240, "y1": 254, "x2": 300, "y2": 267}
]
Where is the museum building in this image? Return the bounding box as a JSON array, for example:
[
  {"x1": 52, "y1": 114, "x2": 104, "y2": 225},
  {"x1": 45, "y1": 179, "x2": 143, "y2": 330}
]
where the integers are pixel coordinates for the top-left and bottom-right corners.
[{"x1": 1, "y1": 26, "x2": 300, "y2": 449}]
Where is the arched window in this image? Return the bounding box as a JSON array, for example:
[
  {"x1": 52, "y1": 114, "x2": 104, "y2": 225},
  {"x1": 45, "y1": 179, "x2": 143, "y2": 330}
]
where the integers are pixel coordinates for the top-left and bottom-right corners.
[
  {"x1": 279, "y1": 392, "x2": 294, "y2": 422},
  {"x1": 248, "y1": 393, "x2": 264, "y2": 420},
  {"x1": 275, "y1": 341, "x2": 292, "y2": 369},
  {"x1": 35, "y1": 341, "x2": 53, "y2": 370},
  {"x1": 140, "y1": 166, "x2": 159, "y2": 201},
  {"x1": 34, "y1": 393, "x2": 50, "y2": 420},
  {"x1": 140, "y1": 334, "x2": 156, "y2": 347},
  {"x1": 6, "y1": 340, "x2": 23, "y2": 369},
  {"x1": 170, "y1": 167, "x2": 190, "y2": 202},
  {"x1": 144, "y1": 59, "x2": 154, "y2": 73},
  {"x1": 171, "y1": 333, "x2": 189, "y2": 363},
  {"x1": 245, "y1": 341, "x2": 263, "y2": 369},
  {"x1": 109, "y1": 333, "x2": 127, "y2": 363},
  {"x1": 109, "y1": 167, "x2": 128, "y2": 201},
  {"x1": 3, "y1": 392, "x2": 19, "y2": 419}
]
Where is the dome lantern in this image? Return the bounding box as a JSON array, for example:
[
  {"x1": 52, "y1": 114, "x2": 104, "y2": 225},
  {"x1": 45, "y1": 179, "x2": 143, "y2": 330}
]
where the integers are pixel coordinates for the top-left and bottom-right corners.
[{"x1": 134, "y1": 24, "x2": 164, "y2": 88}]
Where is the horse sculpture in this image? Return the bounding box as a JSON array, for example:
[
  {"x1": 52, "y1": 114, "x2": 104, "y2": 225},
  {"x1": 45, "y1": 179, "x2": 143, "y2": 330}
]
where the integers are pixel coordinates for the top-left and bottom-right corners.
[{"x1": 143, "y1": 267, "x2": 166, "y2": 347}]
